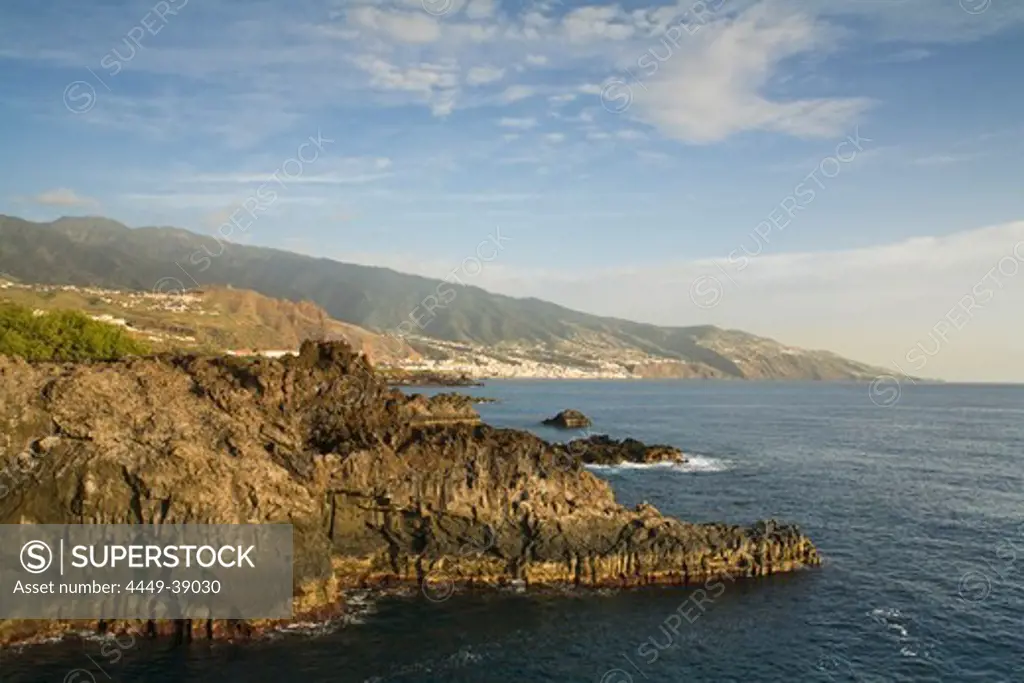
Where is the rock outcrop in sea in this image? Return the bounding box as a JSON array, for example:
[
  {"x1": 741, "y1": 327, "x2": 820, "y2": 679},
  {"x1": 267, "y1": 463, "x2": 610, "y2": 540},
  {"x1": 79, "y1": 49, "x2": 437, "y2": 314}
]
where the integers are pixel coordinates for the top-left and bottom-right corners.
[
  {"x1": 542, "y1": 409, "x2": 592, "y2": 428},
  {"x1": 563, "y1": 434, "x2": 686, "y2": 465},
  {"x1": 0, "y1": 341, "x2": 821, "y2": 647}
]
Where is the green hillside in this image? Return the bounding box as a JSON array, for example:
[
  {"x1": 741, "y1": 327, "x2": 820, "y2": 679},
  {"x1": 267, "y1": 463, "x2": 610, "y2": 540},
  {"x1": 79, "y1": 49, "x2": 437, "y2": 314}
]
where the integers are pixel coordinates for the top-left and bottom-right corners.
[{"x1": 0, "y1": 214, "x2": 886, "y2": 379}]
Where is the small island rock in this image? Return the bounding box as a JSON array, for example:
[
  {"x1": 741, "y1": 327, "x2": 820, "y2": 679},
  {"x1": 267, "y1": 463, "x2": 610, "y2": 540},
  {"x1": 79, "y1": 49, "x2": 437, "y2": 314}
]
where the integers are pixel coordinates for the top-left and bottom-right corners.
[
  {"x1": 542, "y1": 409, "x2": 592, "y2": 429},
  {"x1": 563, "y1": 434, "x2": 686, "y2": 465}
]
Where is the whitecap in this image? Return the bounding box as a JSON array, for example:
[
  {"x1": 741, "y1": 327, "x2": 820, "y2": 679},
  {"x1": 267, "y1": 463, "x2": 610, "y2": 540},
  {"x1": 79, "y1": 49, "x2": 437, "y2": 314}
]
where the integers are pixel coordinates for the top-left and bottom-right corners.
[
  {"x1": 585, "y1": 455, "x2": 731, "y2": 474},
  {"x1": 445, "y1": 647, "x2": 484, "y2": 667},
  {"x1": 868, "y1": 607, "x2": 912, "y2": 640}
]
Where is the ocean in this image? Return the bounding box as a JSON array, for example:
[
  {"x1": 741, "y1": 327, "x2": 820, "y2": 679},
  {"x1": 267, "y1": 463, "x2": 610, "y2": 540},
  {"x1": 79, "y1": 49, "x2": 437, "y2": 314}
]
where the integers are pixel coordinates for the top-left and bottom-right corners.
[{"x1": 4, "y1": 380, "x2": 1023, "y2": 682}]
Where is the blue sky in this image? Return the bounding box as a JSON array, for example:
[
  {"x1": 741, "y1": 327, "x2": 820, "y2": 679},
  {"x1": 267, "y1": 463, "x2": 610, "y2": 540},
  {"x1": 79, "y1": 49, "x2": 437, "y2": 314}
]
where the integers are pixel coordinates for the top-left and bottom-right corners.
[{"x1": 2, "y1": 0, "x2": 1024, "y2": 380}]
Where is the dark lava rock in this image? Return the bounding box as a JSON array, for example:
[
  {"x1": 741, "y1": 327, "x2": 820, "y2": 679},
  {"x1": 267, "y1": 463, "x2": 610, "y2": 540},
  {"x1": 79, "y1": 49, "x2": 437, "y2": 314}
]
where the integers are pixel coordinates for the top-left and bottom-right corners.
[
  {"x1": 0, "y1": 340, "x2": 820, "y2": 648},
  {"x1": 384, "y1": 369, "x2": 483, "y2": 387},
  {"x1": 542, "y1": 409, "x2": 592, "y2": 429},
  {"x1": 562, "y1": 434, "x2": 686, "y2": 465}
]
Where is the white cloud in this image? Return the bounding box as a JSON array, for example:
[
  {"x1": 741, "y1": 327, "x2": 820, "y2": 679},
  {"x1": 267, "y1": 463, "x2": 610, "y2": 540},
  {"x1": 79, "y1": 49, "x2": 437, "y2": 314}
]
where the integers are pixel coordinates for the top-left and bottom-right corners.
[
  {"x1": 911, "y1": 153, "x2": 980, "y2": 167},
  {"x1": 349, "y1": 7, "x2": 441, "y2": 44},
  {"x1": 549, "y1": 93, "x2": 578, "y2": 105},
  {"x1": 615, "y1": 129, "x2": 647, "y2": 141},
  {"x1": 353, "y1": 56, "x2": 458, "y2": 93},
  {"x1": 562, "y1": 6, "x2": 636, "y2": 42},
  {"x1": 352, "y1": 55, "x2": 459, "y2": 115},
  {"x1": 545, "y1": 132, "x2": 566, "y2": 143},
  {"x1": 465, "y1": 0, "x2": 498, "y2": 20},
  {"x1": 499, "y1": 117, "x2": 538, "y2": 129},
  {"x1": 501, "y1": 85, "x2": 538, "y2": 103},
  {"x1": 4, "y1": 0, "x2": 1022, "y2": 149},
  {"x1": 466, "y1": 65, "x2": 506, "y2": 85},
  {"x1": 26, "y1": 188, "x2": 99, "y2": 208},
  {"x1": 632, "y1": 5, "x2": 872, "y2": 143}
]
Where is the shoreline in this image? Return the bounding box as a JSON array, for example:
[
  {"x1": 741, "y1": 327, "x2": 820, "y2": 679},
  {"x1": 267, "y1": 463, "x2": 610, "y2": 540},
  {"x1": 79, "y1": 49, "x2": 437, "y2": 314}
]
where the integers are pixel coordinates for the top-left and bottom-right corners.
[
  {"x1": 0, "y1": 341, "x2": 822, "y2": 651},
  {"x1": 0, "y1": 561, "x2": 818, "y2": 651}
]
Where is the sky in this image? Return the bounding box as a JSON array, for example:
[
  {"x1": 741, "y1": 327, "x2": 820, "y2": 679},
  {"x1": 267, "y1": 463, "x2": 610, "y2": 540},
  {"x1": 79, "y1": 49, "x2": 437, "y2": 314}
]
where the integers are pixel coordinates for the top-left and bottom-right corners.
[{"x1": 1, "y1": 0, "x2": 1023, "y2": 381}]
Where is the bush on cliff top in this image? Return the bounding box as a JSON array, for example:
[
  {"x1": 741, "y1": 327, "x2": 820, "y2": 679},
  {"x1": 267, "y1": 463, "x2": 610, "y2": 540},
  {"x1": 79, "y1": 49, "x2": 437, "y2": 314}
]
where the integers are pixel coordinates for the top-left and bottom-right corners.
[{"x1": 0, "y1": 301, "x2": 149, "y2": 361}]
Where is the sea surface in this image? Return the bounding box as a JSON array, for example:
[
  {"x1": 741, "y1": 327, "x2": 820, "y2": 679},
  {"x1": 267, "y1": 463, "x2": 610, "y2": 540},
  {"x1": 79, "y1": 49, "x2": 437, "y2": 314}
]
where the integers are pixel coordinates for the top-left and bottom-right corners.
[{"x1": 4, "y1": 380, "x2": 1024, "y2": 682}]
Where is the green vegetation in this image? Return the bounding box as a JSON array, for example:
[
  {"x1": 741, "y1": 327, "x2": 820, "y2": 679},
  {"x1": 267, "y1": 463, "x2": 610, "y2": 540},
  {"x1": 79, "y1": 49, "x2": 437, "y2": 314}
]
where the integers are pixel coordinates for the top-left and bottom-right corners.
[
  {"x1": 0, "y1": 301, "x2": 149, "y2": 361},
  {"x1": 0, "y1": 215, "x2": 886, "y2": 378}
]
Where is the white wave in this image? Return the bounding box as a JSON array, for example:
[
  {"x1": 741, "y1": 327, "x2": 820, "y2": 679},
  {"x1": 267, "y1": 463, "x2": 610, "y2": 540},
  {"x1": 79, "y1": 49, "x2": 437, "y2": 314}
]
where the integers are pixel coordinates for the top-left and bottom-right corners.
[
  {"x1": 585, "y1": 455, "x2": 732, "y2": 474},
  {"x1": 868, "y1": 607, "x2": 910, "y2": 639}
]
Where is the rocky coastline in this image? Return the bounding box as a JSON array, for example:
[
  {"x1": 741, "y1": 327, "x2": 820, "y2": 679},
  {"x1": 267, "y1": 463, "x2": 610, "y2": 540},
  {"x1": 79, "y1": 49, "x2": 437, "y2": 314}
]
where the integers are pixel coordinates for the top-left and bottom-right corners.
[{"x1": 0, "y1": 341, "x2": 821, "y2": 649}]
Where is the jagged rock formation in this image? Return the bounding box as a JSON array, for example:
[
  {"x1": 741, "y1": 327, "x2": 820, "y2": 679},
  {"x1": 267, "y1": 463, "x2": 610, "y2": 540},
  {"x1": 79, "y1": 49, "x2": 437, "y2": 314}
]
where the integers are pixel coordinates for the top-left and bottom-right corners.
[
  {"x1": 563, "y1": 434, "x2": 687, "y2": 465},
  {"x1": 542, "y1": 409, "x2": 592, "y2": 429},
  {"x1": 0, "y1": 341, "x2": 821, "y2": 647},
  {"x1": 379, "y1": 367, "x2": 483, "y2": 387}
]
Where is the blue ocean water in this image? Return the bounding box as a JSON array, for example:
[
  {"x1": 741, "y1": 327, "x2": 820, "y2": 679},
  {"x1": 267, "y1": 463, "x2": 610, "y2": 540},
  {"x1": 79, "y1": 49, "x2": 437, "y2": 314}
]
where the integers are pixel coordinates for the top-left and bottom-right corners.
[{"x1": 4, "y1": 380, "x2": 1023, "y2": 682}]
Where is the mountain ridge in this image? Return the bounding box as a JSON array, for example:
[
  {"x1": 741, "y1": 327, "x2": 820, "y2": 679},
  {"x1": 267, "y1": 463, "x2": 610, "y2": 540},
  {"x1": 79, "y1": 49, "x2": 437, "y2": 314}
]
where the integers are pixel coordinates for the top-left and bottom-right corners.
[{"x1": 0, "y1": 214, "x2": 891, "y2": 380}]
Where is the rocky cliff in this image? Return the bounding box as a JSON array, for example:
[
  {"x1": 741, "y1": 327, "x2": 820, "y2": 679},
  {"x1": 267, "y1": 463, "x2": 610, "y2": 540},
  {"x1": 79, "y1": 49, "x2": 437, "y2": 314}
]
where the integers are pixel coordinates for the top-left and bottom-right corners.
[{"x1": 0, "y1": 341, "x2": 820, "y2": 647}]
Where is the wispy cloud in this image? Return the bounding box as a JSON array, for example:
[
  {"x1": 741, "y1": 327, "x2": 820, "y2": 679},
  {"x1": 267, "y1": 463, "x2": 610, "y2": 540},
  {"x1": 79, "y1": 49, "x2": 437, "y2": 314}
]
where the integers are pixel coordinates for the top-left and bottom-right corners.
[
  {"x1": 625, "y1": 6, "x2": 873, "y2": 143},
  {"x1": 183, "y1": 172, "x2": 393, "y2": 185},
  {"x1": 498, "y1": 117, "x2": 538, "y2": 129},
  {"x1": 23, "y1": 188, "x2": 99, "y2": 209}
]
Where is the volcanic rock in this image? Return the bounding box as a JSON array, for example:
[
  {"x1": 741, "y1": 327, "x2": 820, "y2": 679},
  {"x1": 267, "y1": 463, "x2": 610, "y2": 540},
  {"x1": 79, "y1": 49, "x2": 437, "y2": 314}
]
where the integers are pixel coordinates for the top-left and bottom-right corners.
[
  {"x1": 563, "y1": 434, "x2": 686, "y2": 465},
  {"x1": 542, "y1": 409, "x2": 592, "y2": 429},
  {"x1": 0, "y1": 341, "x2": 820, "y2": 647}
]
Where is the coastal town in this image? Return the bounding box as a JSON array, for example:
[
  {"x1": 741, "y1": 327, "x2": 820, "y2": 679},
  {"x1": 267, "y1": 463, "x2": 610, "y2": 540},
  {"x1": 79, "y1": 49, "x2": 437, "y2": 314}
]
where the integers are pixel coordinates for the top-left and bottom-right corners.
[
  {"x1": 0, "y1": 279, "x2": 879, "y2": 381},
  {"x1": 0, "y1": 279, "x2": 671, "y2": 378}
]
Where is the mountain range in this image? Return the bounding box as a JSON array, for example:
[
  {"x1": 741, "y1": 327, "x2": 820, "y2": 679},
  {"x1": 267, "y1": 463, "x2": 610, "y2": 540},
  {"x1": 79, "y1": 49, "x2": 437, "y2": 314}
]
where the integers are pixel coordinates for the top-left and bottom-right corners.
[{"x1": 0, "y1": 214, "x2": 891, "y2": 380}]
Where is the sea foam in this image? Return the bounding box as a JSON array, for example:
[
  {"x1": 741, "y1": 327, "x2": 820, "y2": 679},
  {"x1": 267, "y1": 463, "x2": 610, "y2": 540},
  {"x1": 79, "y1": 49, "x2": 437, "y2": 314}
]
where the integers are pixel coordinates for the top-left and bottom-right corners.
[{"x1": 584, "y1": 455, "x2": 732, "y2": 474}]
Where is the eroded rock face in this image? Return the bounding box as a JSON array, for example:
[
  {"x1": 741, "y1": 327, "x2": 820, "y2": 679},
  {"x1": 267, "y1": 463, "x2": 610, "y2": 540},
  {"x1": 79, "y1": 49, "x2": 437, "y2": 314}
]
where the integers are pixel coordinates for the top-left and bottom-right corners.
[
  {"x1": 563, "y1": 434, "x2": 686, "y2": 465},
  {"x1": 542, "y1": 409, "x2": 592, "y2": 429},
  {"x1": 0, "y1": 341, "x2": 820, "y2": 647}
]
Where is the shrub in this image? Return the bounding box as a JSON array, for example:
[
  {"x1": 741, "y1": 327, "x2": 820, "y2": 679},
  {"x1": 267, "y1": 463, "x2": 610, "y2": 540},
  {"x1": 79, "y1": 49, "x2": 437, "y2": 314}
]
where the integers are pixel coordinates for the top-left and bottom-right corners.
[{"x1": 0, "y1": 302, "x2": 149, "y2": 361}]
